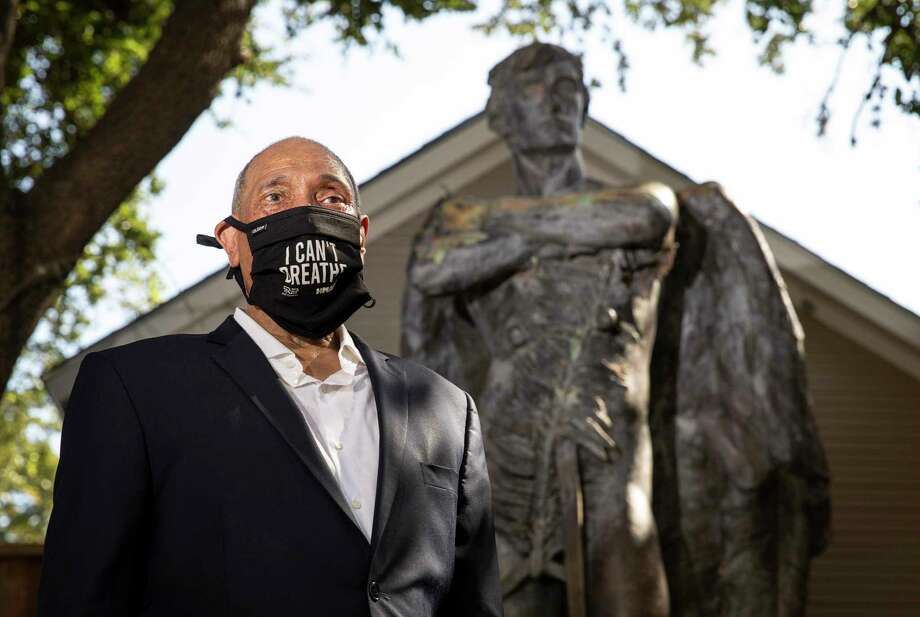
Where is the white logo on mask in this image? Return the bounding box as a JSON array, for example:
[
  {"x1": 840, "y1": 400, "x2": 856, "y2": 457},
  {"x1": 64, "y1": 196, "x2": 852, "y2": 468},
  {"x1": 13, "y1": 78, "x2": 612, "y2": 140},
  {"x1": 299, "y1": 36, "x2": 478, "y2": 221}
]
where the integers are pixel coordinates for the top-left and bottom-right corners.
[{"x1": 278, "y1": 239, "x2": 347, "y2": 288}]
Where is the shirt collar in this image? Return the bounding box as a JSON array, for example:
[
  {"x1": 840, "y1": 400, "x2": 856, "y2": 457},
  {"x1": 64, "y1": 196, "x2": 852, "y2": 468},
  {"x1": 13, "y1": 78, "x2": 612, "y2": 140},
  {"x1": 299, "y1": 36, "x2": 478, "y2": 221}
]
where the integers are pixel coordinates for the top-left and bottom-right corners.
[{"x1": 233, "y1": 307, "x2": 365, "y2": 388}]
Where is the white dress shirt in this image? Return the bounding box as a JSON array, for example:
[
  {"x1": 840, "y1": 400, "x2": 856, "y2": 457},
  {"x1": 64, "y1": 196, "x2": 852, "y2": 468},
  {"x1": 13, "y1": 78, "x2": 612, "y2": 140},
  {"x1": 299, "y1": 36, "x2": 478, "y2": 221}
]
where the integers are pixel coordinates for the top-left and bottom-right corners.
[{"x1": 233, "y1": 307, "x2": 380, "y2": 541}]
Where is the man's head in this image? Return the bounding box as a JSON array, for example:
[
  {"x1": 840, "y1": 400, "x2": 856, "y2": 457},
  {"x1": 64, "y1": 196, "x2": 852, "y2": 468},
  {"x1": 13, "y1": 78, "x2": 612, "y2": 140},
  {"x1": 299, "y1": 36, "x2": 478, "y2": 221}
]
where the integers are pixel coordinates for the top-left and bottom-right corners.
[
  {"x1": 485, "y1": 42, "x2": 590, "y2": 153},
  {"x1": 215, "y1": 137, "x2": 368, "y2": 297}
]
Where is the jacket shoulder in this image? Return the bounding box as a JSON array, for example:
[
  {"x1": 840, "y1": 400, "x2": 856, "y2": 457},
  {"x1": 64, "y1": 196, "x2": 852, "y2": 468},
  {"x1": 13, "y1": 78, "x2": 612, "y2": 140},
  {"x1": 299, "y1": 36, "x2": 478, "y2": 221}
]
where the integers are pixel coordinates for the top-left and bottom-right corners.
[
  {"x1": 386, "y1": 353, "x2": 471, "y2": 409},
  {"x1": 88, "y1": 332, "x2": 214, "y2": 368}
]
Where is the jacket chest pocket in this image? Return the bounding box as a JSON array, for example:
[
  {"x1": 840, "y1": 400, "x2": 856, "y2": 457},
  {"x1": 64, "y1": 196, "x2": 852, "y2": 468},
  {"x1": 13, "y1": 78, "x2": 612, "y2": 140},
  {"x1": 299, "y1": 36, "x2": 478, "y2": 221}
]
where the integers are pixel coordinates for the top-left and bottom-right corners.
[{"x1": 419, "y1": 460, "x2": 459, "y2": 494}]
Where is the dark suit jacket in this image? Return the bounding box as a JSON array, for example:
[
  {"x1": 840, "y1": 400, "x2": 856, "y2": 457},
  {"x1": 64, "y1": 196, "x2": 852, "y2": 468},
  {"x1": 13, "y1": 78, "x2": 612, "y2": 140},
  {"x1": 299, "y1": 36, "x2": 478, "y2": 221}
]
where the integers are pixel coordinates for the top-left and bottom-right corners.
[{"x1": 37, "y1": 315, "x2": 503, "y2": 617}]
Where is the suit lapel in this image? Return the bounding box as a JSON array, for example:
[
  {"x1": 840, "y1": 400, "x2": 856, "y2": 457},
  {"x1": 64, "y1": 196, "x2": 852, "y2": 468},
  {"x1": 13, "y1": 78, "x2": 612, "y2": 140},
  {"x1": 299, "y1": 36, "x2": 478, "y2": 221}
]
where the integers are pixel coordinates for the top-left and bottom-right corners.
[
  {"x1": 208, "y1": 316, "x2": 363, "y2": 536},
  {"x1": 351, "y1": 332, "x2": 409, "y2": 556}
]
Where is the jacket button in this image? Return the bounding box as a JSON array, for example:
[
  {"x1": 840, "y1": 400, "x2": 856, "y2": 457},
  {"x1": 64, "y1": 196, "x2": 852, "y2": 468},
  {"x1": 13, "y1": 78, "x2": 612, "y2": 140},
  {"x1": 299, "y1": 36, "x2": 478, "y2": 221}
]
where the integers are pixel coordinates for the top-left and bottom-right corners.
[{"x1": 368, "y1": 580, "x2": 381, "y2": 602}]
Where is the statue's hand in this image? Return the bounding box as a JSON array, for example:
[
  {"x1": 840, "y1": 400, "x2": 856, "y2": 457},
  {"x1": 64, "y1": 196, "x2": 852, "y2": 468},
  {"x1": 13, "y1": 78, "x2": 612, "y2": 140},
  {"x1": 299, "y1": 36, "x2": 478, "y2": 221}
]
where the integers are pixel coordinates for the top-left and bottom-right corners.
[{"x1": 562, "y1": 396, "x2": 620, "y2": 462}]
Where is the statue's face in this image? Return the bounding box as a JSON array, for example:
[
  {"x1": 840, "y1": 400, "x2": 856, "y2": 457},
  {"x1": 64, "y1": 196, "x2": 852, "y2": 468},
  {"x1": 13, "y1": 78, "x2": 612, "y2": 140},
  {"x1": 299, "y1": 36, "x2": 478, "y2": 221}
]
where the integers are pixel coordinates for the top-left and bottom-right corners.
[{"x1": 504, "y1": 61, "x2": 585, "y2": 152}]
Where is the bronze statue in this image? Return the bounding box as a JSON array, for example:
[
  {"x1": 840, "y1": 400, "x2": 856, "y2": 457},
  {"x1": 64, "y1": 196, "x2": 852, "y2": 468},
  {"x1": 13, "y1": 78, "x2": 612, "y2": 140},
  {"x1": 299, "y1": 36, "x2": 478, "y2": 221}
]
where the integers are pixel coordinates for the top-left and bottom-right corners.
[{"x1": 402, "y1": 43, "x2": 830, "y2": 617}]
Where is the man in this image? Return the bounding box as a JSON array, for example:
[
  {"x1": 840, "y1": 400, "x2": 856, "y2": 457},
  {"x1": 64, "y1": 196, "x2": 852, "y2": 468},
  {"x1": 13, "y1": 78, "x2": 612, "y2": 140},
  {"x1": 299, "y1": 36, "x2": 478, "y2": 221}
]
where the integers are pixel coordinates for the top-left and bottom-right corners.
[{"x1": 38, "y1": 137, "x2": 503, "y2": 617}]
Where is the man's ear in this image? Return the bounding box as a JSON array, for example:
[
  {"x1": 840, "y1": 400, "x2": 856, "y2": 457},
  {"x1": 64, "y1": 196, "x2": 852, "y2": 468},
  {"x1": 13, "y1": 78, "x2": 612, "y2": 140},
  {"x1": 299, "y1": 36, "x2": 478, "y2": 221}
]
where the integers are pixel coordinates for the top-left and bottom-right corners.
[
  {"x1": 359, "y1": 214, "x2": 369, "y2": 264},
  {"x1": 215, "y1": 219, "x2": 241, "y2": 268}
]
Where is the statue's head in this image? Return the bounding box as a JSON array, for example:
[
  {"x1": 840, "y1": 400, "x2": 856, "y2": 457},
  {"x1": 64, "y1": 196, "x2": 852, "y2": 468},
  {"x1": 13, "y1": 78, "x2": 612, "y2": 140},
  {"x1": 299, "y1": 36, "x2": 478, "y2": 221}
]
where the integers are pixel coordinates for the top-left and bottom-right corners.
[{"x1": 486, "y1": 42, "x2": 590, "y2": 153}]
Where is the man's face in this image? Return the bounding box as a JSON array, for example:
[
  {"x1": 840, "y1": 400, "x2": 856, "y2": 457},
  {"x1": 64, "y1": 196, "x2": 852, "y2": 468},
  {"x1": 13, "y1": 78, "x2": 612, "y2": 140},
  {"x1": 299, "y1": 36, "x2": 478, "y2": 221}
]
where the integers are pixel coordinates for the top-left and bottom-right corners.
[
  {"x1": 504, "y1": 61, "x2": 585, "y2": 152},
  {"x1": 215, "y1": 139, "x2": 369, "y2": 297}
]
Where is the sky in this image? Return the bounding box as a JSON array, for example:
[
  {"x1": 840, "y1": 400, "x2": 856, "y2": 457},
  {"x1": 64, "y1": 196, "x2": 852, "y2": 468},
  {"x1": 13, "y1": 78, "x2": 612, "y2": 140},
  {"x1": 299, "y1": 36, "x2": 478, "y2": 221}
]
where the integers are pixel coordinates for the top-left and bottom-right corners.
[{"x1": 79, "y1": 0, "x2": 920, "y2": 345}]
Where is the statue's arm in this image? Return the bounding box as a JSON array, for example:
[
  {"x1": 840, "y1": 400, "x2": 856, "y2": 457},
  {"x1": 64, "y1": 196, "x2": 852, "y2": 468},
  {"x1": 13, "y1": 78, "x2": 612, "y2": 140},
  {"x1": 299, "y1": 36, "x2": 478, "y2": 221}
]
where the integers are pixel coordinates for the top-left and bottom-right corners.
[{"x1": 488, "y1": 181, "x2": 678, "y2": 254}]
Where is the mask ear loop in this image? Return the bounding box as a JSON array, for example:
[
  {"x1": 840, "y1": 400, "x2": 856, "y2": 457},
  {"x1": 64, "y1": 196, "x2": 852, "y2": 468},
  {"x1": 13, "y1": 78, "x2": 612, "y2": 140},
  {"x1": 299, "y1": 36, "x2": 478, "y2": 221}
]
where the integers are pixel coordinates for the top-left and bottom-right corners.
[
  {"x1": 201, "y1": 216, "x2": 254, "y2": 303},
  {"x1": 222, "y1": 216, "x2": 251, "y2": 233},
  {"x1": 196, "y1": 216, "x2": 250, "y2": 249}
]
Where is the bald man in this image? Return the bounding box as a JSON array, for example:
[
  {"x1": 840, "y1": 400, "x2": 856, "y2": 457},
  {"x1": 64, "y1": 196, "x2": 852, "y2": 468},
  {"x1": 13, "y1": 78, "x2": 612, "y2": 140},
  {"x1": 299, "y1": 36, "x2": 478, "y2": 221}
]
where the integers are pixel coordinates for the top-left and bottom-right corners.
[{"x1": 37, "y1": 138, "x2": 503, "y2": 617}]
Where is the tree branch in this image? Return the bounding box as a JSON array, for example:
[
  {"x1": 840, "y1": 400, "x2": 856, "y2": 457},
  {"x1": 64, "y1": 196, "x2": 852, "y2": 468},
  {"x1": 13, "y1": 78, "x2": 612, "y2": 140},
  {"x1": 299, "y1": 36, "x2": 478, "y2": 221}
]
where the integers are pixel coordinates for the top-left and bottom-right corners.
[
  {"x1": 23, "y1": 0, "x2": 258, "y2": 261},
  {"x1": 815, "y1": 32, "x2": 854, "y2": 138},
  {"x1": 0, "y1": 0, "x2": 257, "y2": 392},
  {"x1": 849, "y1": 54, "x2": 885, "y2": 147},
  {"x1": 0, "y1": 255, "x2": 79, "y2": 315}
]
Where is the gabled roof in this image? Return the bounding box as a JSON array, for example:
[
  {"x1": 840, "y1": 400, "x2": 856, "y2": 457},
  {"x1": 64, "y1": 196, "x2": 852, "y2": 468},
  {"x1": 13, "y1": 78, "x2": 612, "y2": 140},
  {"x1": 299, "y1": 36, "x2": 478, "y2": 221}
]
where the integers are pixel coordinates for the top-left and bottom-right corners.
[{"x1": 42, "y1": 111, "x2": 920, "y2": 408}]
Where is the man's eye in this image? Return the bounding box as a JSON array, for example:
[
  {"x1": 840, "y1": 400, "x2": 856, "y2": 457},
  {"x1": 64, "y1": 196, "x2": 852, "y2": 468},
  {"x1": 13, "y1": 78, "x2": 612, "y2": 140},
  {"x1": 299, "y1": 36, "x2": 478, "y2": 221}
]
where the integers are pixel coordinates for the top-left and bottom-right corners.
[
  {"x1": 320, "y1": 195, "x2": 345, "y2": 204},
  {"x1": 265, "y1": 192, "x2": 283, "y2": 203}
]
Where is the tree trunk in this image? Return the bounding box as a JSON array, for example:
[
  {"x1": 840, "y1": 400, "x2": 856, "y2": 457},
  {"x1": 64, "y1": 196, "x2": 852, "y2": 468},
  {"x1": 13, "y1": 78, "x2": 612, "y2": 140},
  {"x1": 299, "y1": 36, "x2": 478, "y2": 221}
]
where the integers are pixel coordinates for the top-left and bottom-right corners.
[
  {"x1": 0, "y1": 0, "x2": 258, "y2": 394},
  {"x1": 0, "y1": 0, "x2": 17, "y2": 94}
]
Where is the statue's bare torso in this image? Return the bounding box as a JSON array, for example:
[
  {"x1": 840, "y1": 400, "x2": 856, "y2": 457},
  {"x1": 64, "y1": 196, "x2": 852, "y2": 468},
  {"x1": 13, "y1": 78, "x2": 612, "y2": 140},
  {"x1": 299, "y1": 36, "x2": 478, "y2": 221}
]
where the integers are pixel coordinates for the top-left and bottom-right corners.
[{"x1": 406, "y1": 186, "x2": 677, "y2": 616}]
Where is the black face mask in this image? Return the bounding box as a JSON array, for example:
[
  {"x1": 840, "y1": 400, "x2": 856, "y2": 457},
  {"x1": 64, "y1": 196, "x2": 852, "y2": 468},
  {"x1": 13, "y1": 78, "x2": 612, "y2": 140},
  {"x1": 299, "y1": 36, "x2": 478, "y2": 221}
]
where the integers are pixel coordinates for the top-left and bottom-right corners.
[{"x1": 197, "y1": 205, "x2": 374, "y2": 339}]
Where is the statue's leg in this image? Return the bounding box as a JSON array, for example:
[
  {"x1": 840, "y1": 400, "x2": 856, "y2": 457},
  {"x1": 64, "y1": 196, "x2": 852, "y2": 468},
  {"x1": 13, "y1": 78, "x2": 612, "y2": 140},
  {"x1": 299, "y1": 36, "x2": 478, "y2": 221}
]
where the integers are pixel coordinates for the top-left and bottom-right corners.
[
  {"x1": 556, "y1": 439, "x2": 588, "y2": 617},
  {"x1": 579, "y1": 427, "x2": 670, "y2": 617},
  {"x1": 498, "y1": 533, "x2": 567, "y2": 617},
  {"x1": 502, "y1": 577, "x2": 568, "y2": 617}
]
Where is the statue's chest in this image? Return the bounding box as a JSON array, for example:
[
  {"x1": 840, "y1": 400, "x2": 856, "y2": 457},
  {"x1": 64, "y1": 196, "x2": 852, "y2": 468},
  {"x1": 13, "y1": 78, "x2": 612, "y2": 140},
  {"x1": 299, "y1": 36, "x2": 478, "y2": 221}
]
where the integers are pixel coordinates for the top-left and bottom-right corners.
[{"x1": 474, "y1": 248, "x2": 652, "y2": 361}]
